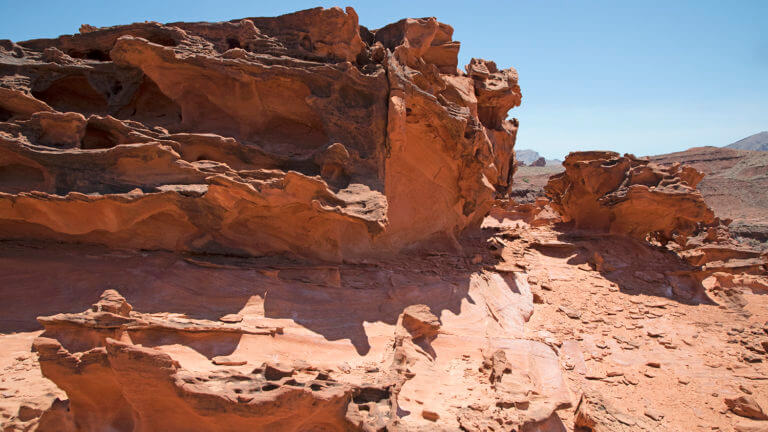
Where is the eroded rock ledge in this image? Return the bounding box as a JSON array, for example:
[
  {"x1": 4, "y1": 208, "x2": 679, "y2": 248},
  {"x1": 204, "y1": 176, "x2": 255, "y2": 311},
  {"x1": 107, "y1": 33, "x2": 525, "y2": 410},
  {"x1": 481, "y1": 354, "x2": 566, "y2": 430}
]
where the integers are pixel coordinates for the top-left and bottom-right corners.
[
  {"x1": 31, "y1": 266, "x2": 571, "y2": 431},
  {"x1": 0, "y1": 7, "x2": 521, "y2": 261},
  {"x1": 543, "y1": 151, "x2": 767, "y2": 277}
]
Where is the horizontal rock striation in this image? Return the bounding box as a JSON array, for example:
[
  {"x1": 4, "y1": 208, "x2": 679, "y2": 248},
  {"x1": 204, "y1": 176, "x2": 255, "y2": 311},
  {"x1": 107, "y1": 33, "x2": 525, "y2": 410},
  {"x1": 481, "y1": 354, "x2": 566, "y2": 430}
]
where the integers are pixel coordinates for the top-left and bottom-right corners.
[
  {"x1": 544, "y1": 151, "x2": 714, "y2": 242},
  {"x1": 30, "y1": 265, "x2": 571, "y2": 431},
  {"x1": 544, "y1": 151, "x2": 767, "y2": 276},
  {"x1": 0, "y1": 7, "x2": 521, "y2": 261}
]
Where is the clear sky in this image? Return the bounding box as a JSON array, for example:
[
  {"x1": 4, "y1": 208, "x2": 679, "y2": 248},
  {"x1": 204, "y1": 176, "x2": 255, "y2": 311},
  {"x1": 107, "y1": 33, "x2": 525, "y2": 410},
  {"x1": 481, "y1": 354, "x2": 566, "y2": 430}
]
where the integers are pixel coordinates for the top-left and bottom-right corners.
[{"x1": 1, "y1": 0, "x2": 766, "y2": 159}]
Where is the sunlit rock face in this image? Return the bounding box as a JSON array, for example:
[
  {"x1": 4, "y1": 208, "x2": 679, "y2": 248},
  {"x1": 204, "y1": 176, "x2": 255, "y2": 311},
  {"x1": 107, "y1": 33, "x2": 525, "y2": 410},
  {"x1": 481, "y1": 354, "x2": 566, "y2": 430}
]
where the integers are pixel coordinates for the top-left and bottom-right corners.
[
  {"x1": 0, "y1": 7, "x2": 520, "y2": 262},
  {"x1": 0, "y1": 8, "x2": 592, "y2": 432},
  {"x1": 544, "y1": 151, "x2": 767, "y2": 277},
  {"x1": 544, "y1": 151, "x2": 714, "y2": 242}
]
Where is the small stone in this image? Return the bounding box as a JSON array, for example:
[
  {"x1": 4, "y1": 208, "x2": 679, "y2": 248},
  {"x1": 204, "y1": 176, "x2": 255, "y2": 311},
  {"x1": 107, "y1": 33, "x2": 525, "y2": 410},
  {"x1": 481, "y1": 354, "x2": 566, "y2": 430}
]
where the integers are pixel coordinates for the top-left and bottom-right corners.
[
  {"x1": 422, "y1": 409, "x2": 440, "y2": 422},
  {"x1": 734, "y1": 421, "x2": 768, "y2": 432},
  {"x1": 212, "y1": 356, "x2": 247, "y2": 366},
  {"x1": 725, "y1": 395, "x2": 768, "y2": 420},
  {"x1": 263, "y1": 363, "x2": 294, "y2": 380},
  {"x1": 558, "y1": 306, "x2": 582, "y2": 320},
  {"x1": 91, "y1": 289, "x2": 132, "y2": 316},
  {"x1": 644, "y1": 409, "x2": 664, "y2": 421},
  {"x1": 401, "y1": 304, "x2": 441, "y2": 338},
  {"x1": 614, "y1": 413, "x2": 636, "y2": 426},
  {"x1": 586, "y1": 371, "x2": 606, "y2": 380},
  {"x1": 646, "y1": 361, "x2": 661, "y2": 368}
]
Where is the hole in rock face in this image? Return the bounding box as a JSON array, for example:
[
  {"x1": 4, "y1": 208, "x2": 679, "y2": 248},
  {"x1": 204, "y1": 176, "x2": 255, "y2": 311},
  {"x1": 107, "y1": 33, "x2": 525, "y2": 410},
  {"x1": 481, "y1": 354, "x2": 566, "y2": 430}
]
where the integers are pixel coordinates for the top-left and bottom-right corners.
[
  {"x1": 66, "y1": 49, "x2": 111, "y2": 61},
  {"x1": 352, "y1": 387, "x2": 389, "y2": 404},
  {"x1": 85, "y1": 49, "x2": 110, "y2": 61},
  {"x1": 0, "y1": 164, "x2": 45, "y2": 193},
  {"x1": 32, "y1": 75, "x2": 108, "y2": 116},
  {"x1": 0, "y1": 106, "x2": 12, "y2": 122},
  {"x1": 115, "y1": 75, "x2": 182, "y2": 129},
  {"x1": 144, "y1": 35, "x2": 178, "y2": 47},
  {"x1": 81, "y1": 123, "x2": 118, "y2": 149},
  {"x1": 226, "y1": 38, "x2": 241, "y2": 49},
  {"x1": 299, "y1": 35, "x2": 313, "y2": 51}
]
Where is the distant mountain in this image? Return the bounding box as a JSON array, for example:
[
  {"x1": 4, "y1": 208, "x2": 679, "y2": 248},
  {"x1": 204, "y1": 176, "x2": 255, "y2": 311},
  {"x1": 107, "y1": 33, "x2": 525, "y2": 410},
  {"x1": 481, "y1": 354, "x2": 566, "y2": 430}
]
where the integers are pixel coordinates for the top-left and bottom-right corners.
[
  {"x1": 516, "y1": 149, "x2": 561, "y2": 166},
  {"x1": 516, "y1": 149, "x2": 541, "y2": 165},
  {"x1": 725, "y1": 131, "x2": 768, "y2": 151}
]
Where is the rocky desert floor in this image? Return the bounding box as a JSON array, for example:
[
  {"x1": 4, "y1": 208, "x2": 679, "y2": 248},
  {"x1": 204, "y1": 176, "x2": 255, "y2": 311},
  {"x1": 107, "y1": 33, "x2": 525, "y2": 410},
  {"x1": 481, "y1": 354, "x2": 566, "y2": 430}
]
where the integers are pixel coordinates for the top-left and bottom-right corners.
[{"x1": 2, "y1": 218, "x2": 767, "y2": 431}]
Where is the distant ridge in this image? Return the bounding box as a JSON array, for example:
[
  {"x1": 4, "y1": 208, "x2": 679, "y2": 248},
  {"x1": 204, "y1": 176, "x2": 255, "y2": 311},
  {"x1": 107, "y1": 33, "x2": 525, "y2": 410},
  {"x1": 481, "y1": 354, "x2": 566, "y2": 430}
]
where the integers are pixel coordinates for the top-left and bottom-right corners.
[
  {"x1": 516, "y1": 149, "x2": 561, "y2": 166},
  {"x1": 725, "y1": 131, "x2": 768, "y2": 151}
]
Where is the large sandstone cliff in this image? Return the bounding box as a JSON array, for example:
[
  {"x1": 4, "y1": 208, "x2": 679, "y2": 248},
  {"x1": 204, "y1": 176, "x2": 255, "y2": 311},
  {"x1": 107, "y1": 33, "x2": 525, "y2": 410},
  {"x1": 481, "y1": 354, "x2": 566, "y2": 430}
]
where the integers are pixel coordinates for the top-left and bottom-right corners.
[{"x1": 0, "y1": 7, "x2": 519, "y2": 261}]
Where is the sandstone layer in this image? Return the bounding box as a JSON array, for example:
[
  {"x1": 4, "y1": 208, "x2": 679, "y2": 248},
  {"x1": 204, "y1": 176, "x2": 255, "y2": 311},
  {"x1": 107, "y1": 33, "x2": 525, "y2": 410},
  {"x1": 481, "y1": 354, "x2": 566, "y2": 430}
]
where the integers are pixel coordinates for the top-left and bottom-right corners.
[
  {"x1": 0, "y1": 7, "x2": 520, "y2": 261},
  {"x1": 544, "y1": 151, "x2": 767, "y2": 279}
]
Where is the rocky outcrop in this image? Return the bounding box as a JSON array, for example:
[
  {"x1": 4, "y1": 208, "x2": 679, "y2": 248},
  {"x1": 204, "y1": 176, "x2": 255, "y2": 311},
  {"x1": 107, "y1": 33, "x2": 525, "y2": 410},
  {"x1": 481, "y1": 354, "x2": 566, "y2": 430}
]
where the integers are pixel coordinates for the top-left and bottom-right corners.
[
  {"x1": 544, "y1": 151, "x2": 767, "y2": 276},
  {"x1": 31, "y1": 265, "x2": 571, "y2": 431},
  {"x1": 574, "y1": 391, "x2": 651, "y2": 431},
  {"x1": 0, "y1": 7, "x2": 520, "y2": 261},
  {"x1": 545, "y1": 151, "x2": 714, "y2": 242}
]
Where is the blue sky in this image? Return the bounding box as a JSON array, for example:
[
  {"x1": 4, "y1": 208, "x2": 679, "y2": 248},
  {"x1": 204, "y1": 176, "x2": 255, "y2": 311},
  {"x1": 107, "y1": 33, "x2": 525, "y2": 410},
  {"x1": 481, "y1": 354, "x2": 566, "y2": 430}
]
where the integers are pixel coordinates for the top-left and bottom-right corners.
[{"x1": 1, "y1": 0, "x2": 765, "y2": 159}]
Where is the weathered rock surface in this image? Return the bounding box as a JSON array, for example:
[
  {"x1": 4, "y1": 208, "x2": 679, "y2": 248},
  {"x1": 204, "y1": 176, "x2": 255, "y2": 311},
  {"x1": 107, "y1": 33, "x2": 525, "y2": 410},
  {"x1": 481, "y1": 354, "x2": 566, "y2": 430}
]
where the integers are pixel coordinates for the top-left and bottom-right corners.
[
  {"x1": 544, "y1": 151, "x2": 767, "y2": 279},
  {"x1": 1, "y1": 6, "x2": 767, "y2": 432},
  {"x1": 545, "y1": 151, "x2": 714, "y2": 242},
  {"x1": 0, "y1": 6, "x2": 520, "y2": 262},
  {"x1": 13, "y1": 255, "x2": 571, "y2": 431}
]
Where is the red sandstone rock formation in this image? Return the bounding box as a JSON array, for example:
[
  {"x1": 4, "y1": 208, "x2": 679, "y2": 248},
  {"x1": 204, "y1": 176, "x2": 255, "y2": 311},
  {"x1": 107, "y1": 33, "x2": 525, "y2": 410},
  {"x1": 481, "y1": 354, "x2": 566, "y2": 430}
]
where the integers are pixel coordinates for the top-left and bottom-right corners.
[
  {"x1": 0, "y1": 7, "x2": 520, "y2": 261},
  {"x1": 544, "y1": 151, "x2": 714, "y2": 242},
  {"x1": 29, "y1": 270, "x2": 571, "y2": 431},
  {"x1": 1, "y1": 7, "x2": 767, "y2": 432},
  {"x1": 544, "y1": 151, "x2": 767, "y2": 278}
]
